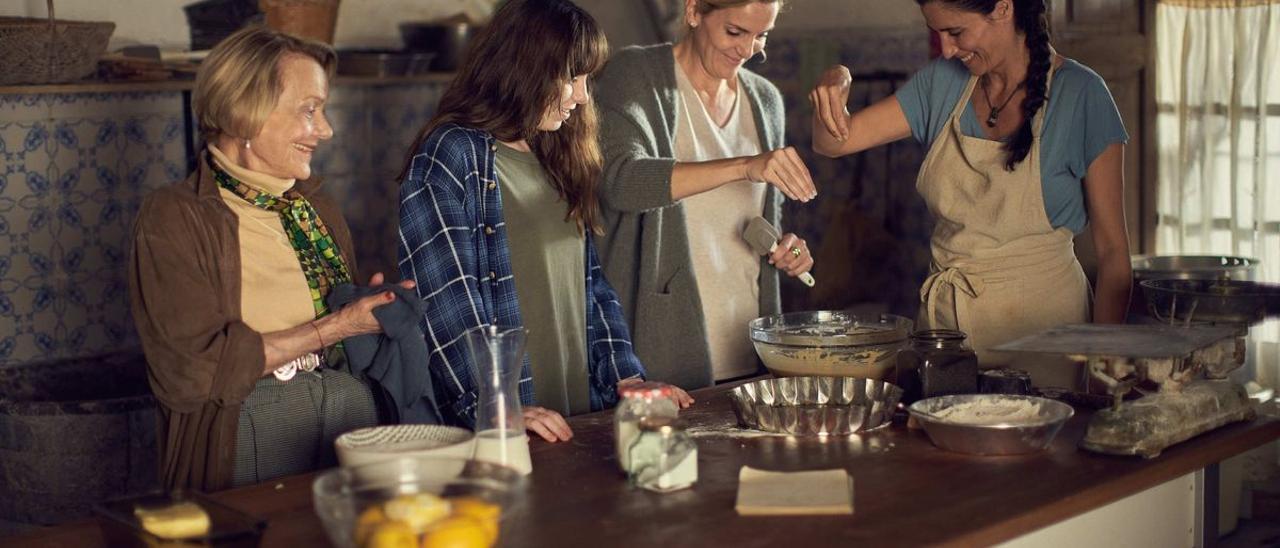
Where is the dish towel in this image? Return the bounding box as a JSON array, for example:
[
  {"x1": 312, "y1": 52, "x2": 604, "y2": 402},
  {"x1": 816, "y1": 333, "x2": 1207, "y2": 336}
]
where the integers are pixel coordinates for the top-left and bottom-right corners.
[{"x1": 327, "y1": 283, "x2": 441, "y2": 424}]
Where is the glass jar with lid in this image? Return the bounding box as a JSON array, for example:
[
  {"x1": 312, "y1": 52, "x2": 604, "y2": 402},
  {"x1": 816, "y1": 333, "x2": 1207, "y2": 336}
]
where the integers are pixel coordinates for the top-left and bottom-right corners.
[
  {"x1": 627, "y1": 416, "x2": 697, "y2": 493},
  {"x1": 614, "y1": 382, "x2": 679, "y2": 473},
  {"x1": 895, "y1": 329, "x2": 979, "y2": 404}
]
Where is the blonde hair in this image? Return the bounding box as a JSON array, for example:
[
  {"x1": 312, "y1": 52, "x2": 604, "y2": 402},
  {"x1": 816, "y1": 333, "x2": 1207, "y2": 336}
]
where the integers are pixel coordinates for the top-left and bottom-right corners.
[
  {"x1": 685, "y1": 0, "x2": 785, "y2": 38},
  {"x1": 193, "y1": 26, "x2": 336, "y2": 142},
  {"x1": 691, "y1": 0, "x2": 783, "y2": 16}
]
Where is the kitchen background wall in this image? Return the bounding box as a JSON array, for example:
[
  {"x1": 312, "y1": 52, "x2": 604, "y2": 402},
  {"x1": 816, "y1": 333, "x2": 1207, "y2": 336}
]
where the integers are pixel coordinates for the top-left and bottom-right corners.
[
  {"x1": 0, "y1": 1, "x2": 933, "y2": 369},
  {"x1": 0, "y1": 0, "x2": 925, "y2": 49}
]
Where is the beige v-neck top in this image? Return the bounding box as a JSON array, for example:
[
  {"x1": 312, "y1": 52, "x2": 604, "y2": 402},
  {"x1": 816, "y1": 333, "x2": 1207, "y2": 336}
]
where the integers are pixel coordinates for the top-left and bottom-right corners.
[{"x1": 672, "y1": 58, "x2": 766, "y2": 381}]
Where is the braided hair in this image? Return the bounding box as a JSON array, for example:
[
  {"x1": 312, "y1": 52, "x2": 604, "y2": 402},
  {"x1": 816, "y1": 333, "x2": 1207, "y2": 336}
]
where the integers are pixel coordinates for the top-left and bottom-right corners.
[{"x1": 916, "y1": 0, "x2": 1051, "y2": 171}]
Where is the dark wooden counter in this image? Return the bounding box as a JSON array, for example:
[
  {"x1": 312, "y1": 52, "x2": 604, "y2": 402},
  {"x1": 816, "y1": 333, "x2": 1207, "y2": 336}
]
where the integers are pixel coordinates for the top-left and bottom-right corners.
[{"x1": 10, "y1": 381, "x2": 1280, "y2": 548}]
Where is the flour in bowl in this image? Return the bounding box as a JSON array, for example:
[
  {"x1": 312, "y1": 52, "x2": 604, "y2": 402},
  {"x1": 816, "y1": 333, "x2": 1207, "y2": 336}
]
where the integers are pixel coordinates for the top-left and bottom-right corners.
[{"x1": 931, "y1": 397, "x2": 1044, "y2": 426}]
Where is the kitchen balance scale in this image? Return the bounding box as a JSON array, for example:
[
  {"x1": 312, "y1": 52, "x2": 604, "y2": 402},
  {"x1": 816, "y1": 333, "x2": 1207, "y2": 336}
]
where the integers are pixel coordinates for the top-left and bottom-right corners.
[{"x1": 993, "y1": 278, "x2": 1280, "y2": 458}]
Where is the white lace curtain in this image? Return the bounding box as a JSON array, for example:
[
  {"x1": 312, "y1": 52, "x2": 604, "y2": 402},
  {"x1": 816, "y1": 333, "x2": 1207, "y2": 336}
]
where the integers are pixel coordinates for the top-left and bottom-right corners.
[{"x1": 1154, "y1": 0, "x2": 1280, "y2": 384}]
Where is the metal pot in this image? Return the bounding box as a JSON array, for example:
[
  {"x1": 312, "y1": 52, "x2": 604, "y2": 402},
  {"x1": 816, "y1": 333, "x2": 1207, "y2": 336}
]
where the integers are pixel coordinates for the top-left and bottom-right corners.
[{"x1": 399, "y1": 20, "x2": 477, "y2": 71}]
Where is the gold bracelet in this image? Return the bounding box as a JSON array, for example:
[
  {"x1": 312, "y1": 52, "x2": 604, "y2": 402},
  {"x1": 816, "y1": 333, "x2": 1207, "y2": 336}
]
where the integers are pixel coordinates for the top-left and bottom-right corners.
[{"x1": 312, "y1": 321, "x2": 325, "y2": 349}]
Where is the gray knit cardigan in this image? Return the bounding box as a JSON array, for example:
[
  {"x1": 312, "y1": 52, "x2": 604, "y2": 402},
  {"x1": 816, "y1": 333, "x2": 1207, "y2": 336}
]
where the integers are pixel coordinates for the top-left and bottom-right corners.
[{"x1": 594, "y1": 43, "x2": 785, "y2": 390}]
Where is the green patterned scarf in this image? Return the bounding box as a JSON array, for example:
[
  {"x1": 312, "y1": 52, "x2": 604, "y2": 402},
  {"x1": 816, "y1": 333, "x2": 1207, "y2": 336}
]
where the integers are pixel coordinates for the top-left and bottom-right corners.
[{"x1": 211, "y1": 157, "x2": 352, "y2": 317}]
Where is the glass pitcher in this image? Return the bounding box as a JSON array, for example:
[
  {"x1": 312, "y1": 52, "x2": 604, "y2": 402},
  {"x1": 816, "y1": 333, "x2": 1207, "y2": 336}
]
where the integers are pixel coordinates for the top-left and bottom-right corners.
[{"x1": 464, "y1": 325, "x2": 532, "y2": 475}]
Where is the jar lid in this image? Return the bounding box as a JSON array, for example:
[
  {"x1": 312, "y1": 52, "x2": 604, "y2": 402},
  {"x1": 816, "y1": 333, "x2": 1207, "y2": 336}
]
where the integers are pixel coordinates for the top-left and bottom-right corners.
[{"x1": 619, "y1": 381, "x2": 674, "y2": 399}]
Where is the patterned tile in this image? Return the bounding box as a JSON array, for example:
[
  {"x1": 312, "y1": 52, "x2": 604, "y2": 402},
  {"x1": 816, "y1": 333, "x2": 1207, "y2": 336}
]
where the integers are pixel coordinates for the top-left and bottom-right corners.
[
  {"x1": 314, "y1": 103, "x2": 370, "y2": 175},
  {"x1": 0, "y1": 95, "x2": 51, "y2": 124},
  {"x1": 1, "y1": 94, "x2": 186, "y2": 365},
  {"x1": 48, "y1": 92, "x2": 183, "y2": 120},
  {"x1": 325, "y1": 86, "x2": 366, "y2": 108}
]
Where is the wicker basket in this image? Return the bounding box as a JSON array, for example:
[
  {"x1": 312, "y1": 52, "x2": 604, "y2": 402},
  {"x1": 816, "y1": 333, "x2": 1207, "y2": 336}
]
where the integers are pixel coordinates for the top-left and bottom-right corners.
[
  {"x1": 0, "y1": 0, "x2": 114, "y2": 86},
  {"x1": 260, "y1": 0, "x2": 339, "y2": 44}
]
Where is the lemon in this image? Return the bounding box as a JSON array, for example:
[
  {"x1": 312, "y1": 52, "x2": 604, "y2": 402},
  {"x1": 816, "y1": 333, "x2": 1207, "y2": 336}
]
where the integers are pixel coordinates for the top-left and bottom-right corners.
[
  {"x1": 364, "y1": 520, "x2": 417, "y2": 548},
  {"x1": 355, "y1": 505, "x2": 389, "y2": 546},
  {"x1": 383, "y1": 493, "x2": 451, "y2": 534},
  {"x1": 447, "y1": 498, "x2": 500, "y2": 543},
  {"x1": 421, "y1": 516, "x2": 492, "y2": 548}
]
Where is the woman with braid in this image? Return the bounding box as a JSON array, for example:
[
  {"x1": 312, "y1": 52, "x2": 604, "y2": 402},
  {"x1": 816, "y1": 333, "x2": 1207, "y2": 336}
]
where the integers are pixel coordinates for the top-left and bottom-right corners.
[
  {"x1": 810, "y1": 0, "x2": 1130, "y2": 389},
  {"x1": 130, "y1": 26, "x2": 411, "y2": 490}
]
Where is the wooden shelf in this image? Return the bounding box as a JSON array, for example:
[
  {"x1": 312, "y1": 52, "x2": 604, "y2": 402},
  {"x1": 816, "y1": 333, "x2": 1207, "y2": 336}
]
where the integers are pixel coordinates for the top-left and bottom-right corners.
[
  {"x1": 0, "y1": 72, "x2": 454, "y2": 95},
  {"x1": 0, "y1": 80, "x2": 196, "y2": 95}
]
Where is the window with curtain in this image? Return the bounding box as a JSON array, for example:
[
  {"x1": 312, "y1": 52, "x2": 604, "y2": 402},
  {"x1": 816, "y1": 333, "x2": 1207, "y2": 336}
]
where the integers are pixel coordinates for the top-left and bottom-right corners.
[{"x1": 1155, "y1": 0, "x2": 1280, "y2": 384}]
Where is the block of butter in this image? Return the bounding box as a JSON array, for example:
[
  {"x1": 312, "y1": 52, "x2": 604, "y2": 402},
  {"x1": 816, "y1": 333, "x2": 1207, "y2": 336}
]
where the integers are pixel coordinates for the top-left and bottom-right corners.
[{"x1": 133, "y1": 501, "x2": 212, "y2": 539}]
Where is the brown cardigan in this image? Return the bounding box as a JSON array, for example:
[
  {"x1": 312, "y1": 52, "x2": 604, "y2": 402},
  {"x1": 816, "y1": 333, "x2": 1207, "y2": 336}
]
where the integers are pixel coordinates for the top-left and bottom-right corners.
[{"x1": 128, "y1": 151, "x2": 359, "y2": 492}]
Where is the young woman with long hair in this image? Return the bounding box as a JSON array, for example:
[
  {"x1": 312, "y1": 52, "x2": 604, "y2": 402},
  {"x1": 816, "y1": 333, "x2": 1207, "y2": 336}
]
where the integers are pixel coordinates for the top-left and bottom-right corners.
[{"x1": 397, "y1": 0, "x2": 692, "y2": 442}]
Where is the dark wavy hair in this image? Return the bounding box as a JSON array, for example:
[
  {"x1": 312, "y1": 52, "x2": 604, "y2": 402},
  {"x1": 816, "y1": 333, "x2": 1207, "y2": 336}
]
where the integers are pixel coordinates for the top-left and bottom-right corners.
[
  {"x1": 917, "y1": 0, "x2": 1050, "y2": 171},
  {"x1": 397, "y1": 0, "x2": 609, "y2": 234}
]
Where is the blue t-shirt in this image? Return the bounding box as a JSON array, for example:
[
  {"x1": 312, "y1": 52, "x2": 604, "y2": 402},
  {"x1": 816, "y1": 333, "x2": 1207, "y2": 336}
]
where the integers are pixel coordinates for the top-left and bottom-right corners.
[{"x1": 895, "y1": 57, "x2": 1129, "y2": 234}]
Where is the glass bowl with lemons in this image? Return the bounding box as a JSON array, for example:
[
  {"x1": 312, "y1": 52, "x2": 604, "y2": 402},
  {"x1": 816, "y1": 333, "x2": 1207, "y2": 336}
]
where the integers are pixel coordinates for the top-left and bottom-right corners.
[{"x1": 313, "y1": 456, "x2": 523, "y2": 548}]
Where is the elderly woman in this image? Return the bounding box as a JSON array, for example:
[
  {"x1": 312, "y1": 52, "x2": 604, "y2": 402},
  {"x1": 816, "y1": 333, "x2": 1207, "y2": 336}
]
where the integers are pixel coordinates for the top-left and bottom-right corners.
[
  {"x1": 129, "y1": 26, "x2": 409, "y2": 491},
  {"x1": 594, "y1": 0, "x2": 817, "y2": 389},
  {"x1": 397, "y1": 0, "x2": 692, "y2": 443},
  {"x1": 810, "y1": 0, "x2": 1131, "y2": 388}
]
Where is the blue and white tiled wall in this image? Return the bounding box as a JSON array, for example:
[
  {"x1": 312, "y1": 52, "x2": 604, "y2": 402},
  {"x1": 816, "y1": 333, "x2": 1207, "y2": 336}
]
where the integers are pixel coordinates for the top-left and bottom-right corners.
[
  {"x1": 0, "y1": 83, "x2": 445, "y2": 367},
  {"x1": 0, "y1": 92, "x2": 185, "y2": 366}
]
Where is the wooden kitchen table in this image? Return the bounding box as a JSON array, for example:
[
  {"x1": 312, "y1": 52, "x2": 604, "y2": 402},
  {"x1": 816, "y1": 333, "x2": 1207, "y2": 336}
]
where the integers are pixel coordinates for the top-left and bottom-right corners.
[{"x1": 10, "y1": 379, "x2": 1280, "y2": 547}]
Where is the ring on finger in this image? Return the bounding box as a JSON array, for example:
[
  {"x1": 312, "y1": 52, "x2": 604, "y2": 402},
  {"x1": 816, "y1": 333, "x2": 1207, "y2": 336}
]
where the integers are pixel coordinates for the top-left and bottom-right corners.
[{"x1": 790, "y1": 246, "x2": 802, "y2": 258}]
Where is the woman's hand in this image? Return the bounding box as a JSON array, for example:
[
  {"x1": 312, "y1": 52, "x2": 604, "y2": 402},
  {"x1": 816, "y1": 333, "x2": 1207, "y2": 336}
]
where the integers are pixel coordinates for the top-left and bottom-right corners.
[
  {"x1": 261, "y1": 273, "x2": 415, "y2": 372},
  {"x1": 523, "y1": 406, "x2": 573, "y2": 442},
  {"x1": 667, "y1": 385, "x2": 695, "y2": 408},
  {"x1": 743, "y1": 147, "x2": 817, "y2": 202},
  {"x1": 810, "y1": 64, "x2": 853, "y2": 142},
  {"x1": 330, "y1": 272, "x2": 416, "y2": 338},
  {"x1": 616, "y1": 378, "x2": 696, "y2": 409},
  {"x1": 768, "y1": 233, "x2": 815, "y2": 278}
]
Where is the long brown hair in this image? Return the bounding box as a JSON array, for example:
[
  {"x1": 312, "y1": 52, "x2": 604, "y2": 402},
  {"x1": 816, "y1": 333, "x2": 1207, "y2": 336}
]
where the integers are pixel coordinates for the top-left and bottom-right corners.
[
  {"x1": 397, "y1": 0, "x2": 609, "y2": 234},
  {"x1": 917, "y1": 0, "x2": 1050, "y2": 171}
]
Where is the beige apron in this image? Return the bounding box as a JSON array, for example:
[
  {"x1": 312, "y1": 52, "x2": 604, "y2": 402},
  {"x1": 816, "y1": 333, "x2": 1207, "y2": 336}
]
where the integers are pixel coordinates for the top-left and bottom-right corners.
[{"x1": 915, "y1": 66, "x2": 1091, "y2": 389}]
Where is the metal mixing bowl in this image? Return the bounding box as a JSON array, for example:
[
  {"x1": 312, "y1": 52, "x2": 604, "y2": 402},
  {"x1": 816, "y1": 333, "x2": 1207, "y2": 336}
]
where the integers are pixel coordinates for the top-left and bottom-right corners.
[
  {"x1": 1141, "y1": 278, "x2": 1280, "y2": 325},
  {"x1": 728, "y1": 376, "x2": 903, "y2": 435},
  {"x1": 908, "y1": 394, "x2": 1073, "y2": 456},
  {"x1": 748, "y1": 312, "x2": 912, "y2": 380}
]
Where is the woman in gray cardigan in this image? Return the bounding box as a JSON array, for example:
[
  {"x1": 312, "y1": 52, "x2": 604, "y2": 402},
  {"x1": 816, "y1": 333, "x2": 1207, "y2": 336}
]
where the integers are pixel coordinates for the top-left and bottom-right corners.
[{"x1": 594, "y1": 0, "x2": 816, "y2": 390}]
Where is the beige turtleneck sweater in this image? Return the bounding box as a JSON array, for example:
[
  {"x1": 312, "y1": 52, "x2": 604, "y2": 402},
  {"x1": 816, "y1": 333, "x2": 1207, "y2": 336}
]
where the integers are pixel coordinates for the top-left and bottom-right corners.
[{"x1": 208, "y1": 144, "x2": 317, "y2": 333}]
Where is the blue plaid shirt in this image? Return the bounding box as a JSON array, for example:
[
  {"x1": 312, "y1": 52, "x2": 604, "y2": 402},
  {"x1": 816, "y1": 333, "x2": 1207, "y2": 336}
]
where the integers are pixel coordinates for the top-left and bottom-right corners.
[{"x1": 398, "y1": 124, "x2": 646, "y2": 427}]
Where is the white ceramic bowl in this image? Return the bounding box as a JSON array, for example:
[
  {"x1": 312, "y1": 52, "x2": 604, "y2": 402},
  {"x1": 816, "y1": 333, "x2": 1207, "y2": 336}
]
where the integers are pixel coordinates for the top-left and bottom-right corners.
[{"x1": 334, "y1": 424, "x2": 475, "y2": 468}]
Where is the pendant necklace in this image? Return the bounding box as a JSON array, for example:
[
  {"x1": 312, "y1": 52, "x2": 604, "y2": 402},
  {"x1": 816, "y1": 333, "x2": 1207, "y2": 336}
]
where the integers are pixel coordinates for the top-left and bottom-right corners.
[{"x1": 981, "y1": 76, "x2": 1025, "y2": 128}]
